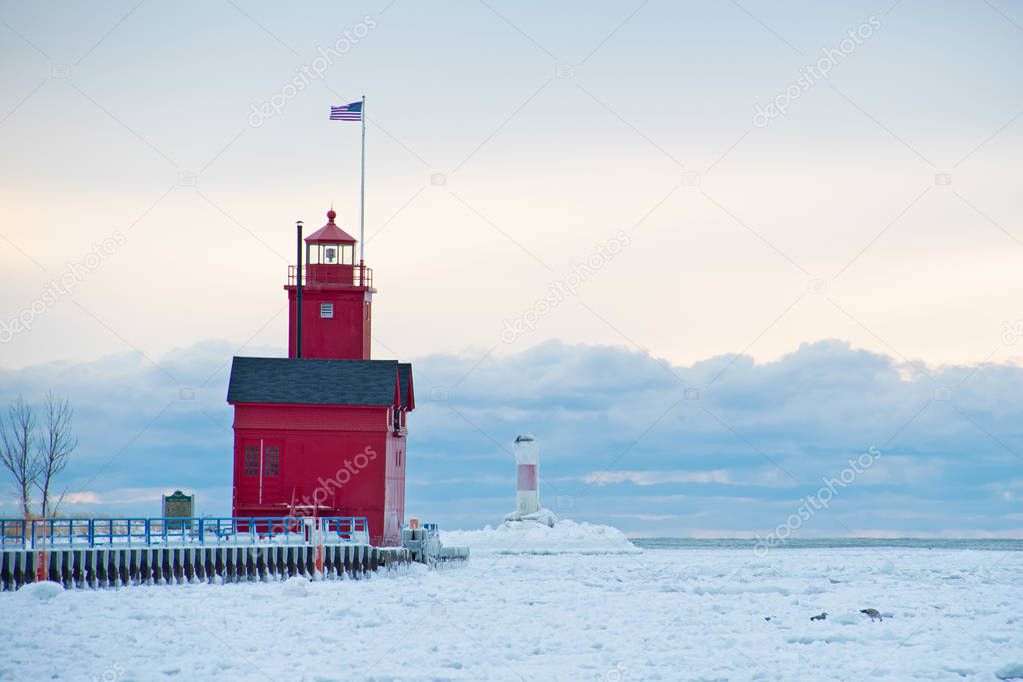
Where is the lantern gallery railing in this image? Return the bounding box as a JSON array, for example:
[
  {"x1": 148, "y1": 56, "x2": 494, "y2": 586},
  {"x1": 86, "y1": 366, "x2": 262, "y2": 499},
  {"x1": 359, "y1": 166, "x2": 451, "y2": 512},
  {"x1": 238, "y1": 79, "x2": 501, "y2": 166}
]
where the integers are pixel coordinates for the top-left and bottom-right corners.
[
  {"x1": 287, "y1": 264, "x2": 373, "y2": 288},
  {"x1": 0, "y1": 516, "x2": 370, "y2": 550}
]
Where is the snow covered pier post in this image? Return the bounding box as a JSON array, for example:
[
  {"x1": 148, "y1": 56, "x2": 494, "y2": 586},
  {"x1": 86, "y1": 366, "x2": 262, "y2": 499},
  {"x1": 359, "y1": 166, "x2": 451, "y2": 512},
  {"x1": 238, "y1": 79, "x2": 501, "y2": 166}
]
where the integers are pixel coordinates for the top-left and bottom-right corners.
[
  {"x1": 0, "y1": 517, "x2": 411, "y2": 591},
  {"x1": 400, "y1": 522, "x2": 469, "y2": 564}
]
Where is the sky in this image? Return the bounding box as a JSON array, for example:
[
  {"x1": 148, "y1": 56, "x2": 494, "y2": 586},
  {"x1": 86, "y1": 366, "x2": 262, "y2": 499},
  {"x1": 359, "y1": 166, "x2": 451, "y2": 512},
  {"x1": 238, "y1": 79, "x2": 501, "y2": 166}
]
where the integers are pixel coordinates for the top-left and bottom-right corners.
[{"x1": 1, "y1": 0, "x2": 1022, "y2": 536}]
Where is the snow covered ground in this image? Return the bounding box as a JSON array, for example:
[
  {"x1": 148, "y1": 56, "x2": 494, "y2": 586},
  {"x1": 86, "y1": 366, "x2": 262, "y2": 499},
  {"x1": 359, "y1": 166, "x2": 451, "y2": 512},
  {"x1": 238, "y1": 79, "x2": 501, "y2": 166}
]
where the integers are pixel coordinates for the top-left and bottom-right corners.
[
  {"x1": 441, "y1": 516, "x2": 640, "y2": 555},
  {"x1": 1, "y1": 545, "x2": 1021, "y2": 680}
]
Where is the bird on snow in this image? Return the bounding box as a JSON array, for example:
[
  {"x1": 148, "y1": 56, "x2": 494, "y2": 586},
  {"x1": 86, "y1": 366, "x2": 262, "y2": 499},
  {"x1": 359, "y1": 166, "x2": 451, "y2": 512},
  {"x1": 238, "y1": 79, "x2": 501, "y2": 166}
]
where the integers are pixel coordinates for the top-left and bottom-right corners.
[
  {"x1": 810, "y1": 612, "x2": 827, "y2": 621},
  {"x1": 860, "y1": 608, "x2": 883, "y2": 622}
]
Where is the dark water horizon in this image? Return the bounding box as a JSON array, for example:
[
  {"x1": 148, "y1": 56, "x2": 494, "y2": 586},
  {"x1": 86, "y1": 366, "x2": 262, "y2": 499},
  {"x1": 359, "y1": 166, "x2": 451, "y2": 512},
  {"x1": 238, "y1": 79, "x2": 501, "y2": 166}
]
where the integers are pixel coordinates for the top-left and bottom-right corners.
[{"x1": 631, "y1": 537, "x2": 1023, "y2": 551}]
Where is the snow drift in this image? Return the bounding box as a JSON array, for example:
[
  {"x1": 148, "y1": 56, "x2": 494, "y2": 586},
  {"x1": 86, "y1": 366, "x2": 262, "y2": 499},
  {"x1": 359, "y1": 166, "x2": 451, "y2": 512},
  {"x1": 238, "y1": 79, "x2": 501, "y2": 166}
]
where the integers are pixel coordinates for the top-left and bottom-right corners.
[{"x1": 441, "y1": 512, "x2": 639, "y2": 555}]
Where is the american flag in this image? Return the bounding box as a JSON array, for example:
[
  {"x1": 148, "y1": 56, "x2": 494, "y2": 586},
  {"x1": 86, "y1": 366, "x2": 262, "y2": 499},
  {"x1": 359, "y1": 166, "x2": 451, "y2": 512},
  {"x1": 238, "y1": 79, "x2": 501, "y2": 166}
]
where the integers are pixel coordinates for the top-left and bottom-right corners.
[{"x1": 330, "y1": 101, "x2": 363, "y2": 121}]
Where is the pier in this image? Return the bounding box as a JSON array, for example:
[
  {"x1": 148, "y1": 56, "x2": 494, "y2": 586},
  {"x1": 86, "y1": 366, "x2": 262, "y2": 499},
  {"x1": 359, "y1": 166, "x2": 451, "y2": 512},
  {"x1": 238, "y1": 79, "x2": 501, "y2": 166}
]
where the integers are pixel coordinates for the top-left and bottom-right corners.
[{"x1": 0, "y1": 516, "x2": 411, "y2": 591}]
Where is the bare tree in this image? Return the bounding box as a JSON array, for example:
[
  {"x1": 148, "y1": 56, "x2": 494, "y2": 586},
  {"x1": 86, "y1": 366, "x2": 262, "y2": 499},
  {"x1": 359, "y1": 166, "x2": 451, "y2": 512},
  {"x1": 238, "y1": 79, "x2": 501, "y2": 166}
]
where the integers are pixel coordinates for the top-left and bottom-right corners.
[
  {"x1": 0, "y1": 395, "x2": 38, "y2": 517},
  {"x1": 36, "y1": 391, "x2": 77, "y2": 517}
]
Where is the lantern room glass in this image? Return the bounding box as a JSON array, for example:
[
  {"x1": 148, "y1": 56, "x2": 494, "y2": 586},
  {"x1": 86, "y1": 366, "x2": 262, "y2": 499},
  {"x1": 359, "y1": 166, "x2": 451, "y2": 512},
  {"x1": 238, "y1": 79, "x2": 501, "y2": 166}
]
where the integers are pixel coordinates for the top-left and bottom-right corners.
[{"x1": 307, "y1": 243, "x2": 355, "y2": 265}]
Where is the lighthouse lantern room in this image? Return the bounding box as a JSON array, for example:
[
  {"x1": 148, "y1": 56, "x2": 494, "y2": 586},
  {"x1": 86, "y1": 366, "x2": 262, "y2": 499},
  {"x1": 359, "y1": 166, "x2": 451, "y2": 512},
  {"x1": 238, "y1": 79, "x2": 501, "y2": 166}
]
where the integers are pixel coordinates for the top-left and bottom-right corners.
[{"x1": 227, "y1": 208, "x2": 412, "y2": 546}]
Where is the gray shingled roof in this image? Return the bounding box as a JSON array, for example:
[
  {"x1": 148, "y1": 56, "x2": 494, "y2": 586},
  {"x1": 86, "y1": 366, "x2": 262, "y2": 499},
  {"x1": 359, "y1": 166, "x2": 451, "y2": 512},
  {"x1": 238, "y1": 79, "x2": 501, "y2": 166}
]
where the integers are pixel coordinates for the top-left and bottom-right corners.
[{"x1": 227, "y1": 357, "x2": 407, "y2": 407}]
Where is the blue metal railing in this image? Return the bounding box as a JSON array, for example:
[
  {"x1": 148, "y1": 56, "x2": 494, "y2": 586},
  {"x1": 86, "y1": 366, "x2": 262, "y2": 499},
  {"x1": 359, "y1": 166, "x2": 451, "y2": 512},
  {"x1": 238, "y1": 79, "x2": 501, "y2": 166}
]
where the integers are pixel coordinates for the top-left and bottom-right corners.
[{"x1": 0, "y1": 516, "x2": 370, "y2": 550}]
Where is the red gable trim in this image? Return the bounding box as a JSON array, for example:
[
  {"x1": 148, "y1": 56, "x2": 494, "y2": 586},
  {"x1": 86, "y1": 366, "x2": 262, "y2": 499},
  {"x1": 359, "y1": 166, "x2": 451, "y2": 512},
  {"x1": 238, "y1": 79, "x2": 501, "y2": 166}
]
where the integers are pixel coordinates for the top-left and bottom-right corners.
[
  {"x1": 393, "y1": 366, "x2": 401, "y2": 409},
  {"x1": 405, "y1": 368, "x2": 415, "y2": 411}
]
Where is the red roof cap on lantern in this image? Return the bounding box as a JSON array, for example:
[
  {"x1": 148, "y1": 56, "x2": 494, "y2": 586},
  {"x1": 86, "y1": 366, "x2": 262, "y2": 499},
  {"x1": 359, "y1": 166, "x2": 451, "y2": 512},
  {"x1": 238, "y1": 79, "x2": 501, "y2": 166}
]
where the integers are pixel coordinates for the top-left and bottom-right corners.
[{"x1": 305, "y1": 209, "x2": 357, "y2": 245}]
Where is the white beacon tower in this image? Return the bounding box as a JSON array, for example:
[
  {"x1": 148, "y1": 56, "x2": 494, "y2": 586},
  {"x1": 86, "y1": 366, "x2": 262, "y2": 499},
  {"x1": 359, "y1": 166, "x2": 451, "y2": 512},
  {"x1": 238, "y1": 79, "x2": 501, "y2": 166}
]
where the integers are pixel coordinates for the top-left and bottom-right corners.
[{"x1": 514, "y1": 433, "x2": 540, "y2": 515}]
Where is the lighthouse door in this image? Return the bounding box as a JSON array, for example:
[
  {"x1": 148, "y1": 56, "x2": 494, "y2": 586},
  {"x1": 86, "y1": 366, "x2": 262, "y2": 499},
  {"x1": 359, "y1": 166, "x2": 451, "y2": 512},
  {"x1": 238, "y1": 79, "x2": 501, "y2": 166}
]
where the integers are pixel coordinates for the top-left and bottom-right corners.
[
  {"x1": 238, "y1": 441, "x2": 260, "y2": 505},
  {"x1": 260, "y1": 440, "x2": 283, "y2": 503}
]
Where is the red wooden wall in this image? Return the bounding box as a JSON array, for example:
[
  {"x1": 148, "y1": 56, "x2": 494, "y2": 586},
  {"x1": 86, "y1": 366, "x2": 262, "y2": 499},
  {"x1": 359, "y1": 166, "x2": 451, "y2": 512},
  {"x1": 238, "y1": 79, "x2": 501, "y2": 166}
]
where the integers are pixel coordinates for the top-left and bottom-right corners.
[
  {"x1": 285, "y1": 285, "x2": 371, "y2": 360},
  {"x1": 231, "y1": 403, "x2": 406, "y2": 546}
]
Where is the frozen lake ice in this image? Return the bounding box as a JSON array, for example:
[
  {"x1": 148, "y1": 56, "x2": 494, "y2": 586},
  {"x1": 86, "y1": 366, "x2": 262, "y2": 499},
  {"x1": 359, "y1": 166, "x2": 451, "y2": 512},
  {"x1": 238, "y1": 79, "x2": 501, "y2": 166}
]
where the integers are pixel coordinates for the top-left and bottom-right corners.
[{"x1": 1, "y1": 541, "x2": 1021, "y2": 680}]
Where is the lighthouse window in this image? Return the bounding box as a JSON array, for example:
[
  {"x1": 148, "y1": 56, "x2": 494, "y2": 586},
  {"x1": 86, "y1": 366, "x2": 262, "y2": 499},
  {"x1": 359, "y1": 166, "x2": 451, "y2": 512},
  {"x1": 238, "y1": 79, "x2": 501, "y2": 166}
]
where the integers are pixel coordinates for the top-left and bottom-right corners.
[
  {"x1": 264, "y1": 446, "x2": 280, "y2": 477},
  {"x1": 320, "y1": 303, "x2": 334, "y2": 319},
  {"x1": 243, "y1": 446, "x2": 259, "y2": 476}
]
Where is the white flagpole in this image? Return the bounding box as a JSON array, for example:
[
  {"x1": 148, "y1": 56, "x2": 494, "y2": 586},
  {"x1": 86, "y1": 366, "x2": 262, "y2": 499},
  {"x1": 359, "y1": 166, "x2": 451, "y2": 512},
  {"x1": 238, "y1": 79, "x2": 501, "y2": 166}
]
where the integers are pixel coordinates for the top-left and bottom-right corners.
[{"x1": 359, "y1": 95, "x2": 366, "y2": 266}]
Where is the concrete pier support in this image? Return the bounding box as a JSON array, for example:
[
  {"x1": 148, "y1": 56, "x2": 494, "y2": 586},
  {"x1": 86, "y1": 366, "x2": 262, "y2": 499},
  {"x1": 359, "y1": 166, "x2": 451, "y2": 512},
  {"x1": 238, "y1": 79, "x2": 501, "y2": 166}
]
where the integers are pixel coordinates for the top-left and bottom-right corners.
[{"x1": 0, "y1": 543, "x2": 409, "y2": 591}]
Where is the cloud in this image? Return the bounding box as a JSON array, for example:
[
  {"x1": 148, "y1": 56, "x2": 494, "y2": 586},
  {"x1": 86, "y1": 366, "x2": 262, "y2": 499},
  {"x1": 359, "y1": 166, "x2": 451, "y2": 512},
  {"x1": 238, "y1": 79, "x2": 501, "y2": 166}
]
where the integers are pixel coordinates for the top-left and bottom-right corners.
[
  {"x1": 412, "y1": 338, "x2": 1023, "y2": 534},
  {"x1": 0, "y1": 340, "x2": 278, "y2": 516},
  {"x1": 1, "y1": 338, "x2": 1021, "y2": 537},
  {"x1": 61, "y1": 487, "x2": 190, "y2": 506},
  {"x1": 581, "y1": 468, "x2": 800, "y2": 488},
  {"x1": 61, "y1": 491, "x2": 102, "y2": 504},
  {"x1": 585, "y1": 470, "x2": 734, "y2": 486},
  {"x1": 607, "y1": 513, "x2": 681, "y2": 522}
]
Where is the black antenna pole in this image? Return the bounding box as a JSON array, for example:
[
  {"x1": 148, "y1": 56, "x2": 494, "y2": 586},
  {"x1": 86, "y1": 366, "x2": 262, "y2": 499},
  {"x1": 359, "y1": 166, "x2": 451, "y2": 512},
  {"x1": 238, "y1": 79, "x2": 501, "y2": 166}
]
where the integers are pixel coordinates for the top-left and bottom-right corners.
[{"x1": 296, "y1": 220, "x2": 303, "y2": 359}]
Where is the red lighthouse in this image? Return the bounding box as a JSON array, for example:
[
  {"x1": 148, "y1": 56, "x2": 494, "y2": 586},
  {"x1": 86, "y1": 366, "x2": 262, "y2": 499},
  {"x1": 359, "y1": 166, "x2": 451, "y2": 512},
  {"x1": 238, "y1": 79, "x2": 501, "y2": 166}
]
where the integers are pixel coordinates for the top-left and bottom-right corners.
[{"x1": 227, "y1": 209, "x2": 413, "y2": 545}]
